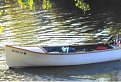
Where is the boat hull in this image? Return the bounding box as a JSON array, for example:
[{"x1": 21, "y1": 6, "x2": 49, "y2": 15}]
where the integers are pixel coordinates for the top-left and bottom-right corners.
[{"x1": 5, "y1": 45, "x2": 121, "y2": 67}]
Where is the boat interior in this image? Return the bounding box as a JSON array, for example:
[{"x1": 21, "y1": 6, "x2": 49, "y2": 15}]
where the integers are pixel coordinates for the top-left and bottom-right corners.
[
  {"x1": 42, "y1": 43, "x2": 115, "y2": 53},
  {"x1": 7, "y1": 43, "x2": 117, "y2": 54}
]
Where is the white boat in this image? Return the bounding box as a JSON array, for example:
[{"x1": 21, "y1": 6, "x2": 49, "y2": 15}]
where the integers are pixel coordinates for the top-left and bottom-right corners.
[{"x1": 5, "y1": 43, "x2": 121, "y2": 68}]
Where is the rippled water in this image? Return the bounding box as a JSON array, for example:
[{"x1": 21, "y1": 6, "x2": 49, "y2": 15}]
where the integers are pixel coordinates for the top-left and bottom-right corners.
[{"x1": 1, "y1": 0, "x2": 121, "y2": 81}]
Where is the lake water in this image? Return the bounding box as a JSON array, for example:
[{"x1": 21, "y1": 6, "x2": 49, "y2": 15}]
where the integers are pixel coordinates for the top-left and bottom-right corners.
[{"x1": 0, "y1": 0, "x2": 121, "y2": 81}]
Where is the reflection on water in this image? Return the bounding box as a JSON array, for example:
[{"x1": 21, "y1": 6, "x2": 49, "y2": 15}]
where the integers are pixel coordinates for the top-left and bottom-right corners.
[
  {"x1": 1, "y1": 0, "x2": 117, "y2": 46},
  {"x1": 0, "y1": 0, "x2": 121, "y2": 81}
]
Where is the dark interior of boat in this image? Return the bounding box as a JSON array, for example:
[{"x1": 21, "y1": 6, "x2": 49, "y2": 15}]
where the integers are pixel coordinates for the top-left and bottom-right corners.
[{"x1": 43, "y1": 43, "x2": 115, "y2": 53}]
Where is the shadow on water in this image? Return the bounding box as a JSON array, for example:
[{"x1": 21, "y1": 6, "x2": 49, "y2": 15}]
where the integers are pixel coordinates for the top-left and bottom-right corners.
[{"x1": 10, "y1": 60, "x2": 121, "y2": 77}]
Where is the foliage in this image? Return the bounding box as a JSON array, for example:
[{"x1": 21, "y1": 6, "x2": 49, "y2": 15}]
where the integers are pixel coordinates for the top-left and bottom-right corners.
[
  {"x1": 18, "y1": 0, "x2": 35, "y2": 10},
  {"x1": 74, "y1": 0, "x2": 90, "y2": 12},
  {"x1": 17, "y1": 0, "x2": 90, "y2": 12},
  {"x1": 42, "y1": 0, "x2": 52, "y2": 10}
]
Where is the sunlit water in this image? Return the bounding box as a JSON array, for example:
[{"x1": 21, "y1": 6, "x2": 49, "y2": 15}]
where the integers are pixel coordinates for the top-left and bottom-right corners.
[{"x1": 0, "y1": 0, "x2": 121, "y2": 81}]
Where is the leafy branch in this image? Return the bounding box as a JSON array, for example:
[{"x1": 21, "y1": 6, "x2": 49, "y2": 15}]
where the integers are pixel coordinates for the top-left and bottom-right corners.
[{"x1": 74, "y1": 0, "x2": 90, "y2": 12}]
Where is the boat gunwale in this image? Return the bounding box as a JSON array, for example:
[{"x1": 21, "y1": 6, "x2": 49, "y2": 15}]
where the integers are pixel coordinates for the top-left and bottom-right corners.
[{"x1": 5, "y1": 45, "x2": 121, "y2": 55}]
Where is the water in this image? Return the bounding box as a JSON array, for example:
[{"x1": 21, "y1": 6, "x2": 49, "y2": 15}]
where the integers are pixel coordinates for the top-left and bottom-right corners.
[{"x1": 0, "y1": 0, "x2": 121, "y2": 81}]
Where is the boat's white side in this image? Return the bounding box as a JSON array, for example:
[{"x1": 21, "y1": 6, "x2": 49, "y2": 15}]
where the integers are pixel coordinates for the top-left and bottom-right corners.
[{"x1": 5, "y1": 45, "x2": 121, "y2": 67}]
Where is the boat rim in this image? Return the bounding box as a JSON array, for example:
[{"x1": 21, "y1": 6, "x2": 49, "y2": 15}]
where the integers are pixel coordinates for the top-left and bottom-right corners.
[{"x1": 5, "y1": 45, "x2": 121, "y2": 55}]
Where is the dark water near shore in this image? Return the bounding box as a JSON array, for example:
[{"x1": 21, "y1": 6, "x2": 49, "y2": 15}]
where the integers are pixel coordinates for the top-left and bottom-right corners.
[{"x1": 1, "y1": 0, "x2": 121, "y2": 81}]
